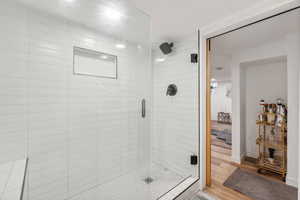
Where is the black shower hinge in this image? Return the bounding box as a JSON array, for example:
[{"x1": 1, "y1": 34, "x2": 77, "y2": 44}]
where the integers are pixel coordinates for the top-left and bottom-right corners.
[{"x1": 190, "y1": 155, "x2": 198, "y2": 165}]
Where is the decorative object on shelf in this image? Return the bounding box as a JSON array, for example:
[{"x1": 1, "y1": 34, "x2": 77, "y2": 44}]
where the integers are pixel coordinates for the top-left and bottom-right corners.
[
  {"x1": 270, "y1": 127, "x2": 275, "y2": 135},
  {"x1": 268, "y1": 148, "x2": 275, "y2": 164},
  {"x1": 258, "y1": 99, "x2": 268, "y2": 122},
  {"x1": 258, "y1": 113, "x2": 266, "y2": 122},
  {"x1": 267, "y1": 104, "x2": 276, "y2": 124},
  {"x1": 275, "y1": 98, "x2": 287, "y2": 127},
  {"x1": 217, "y1": 112, "x2": 231, "y2": 124},
  {"x1": 256, "y1": 99, "x2": 287, "y2": 181},
  {"x1": 260, "y1": 99, "x2": 268, "y2": 113},
  {"x1": 259, "y1": 99, "x2": 265, "y2": 105}
]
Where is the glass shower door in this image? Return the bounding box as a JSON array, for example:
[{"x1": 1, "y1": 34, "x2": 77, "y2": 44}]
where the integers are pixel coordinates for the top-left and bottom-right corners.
[
  {"x1": 0, "y1": 0, "x2": 199, "y2": 199},
  {"x1": 150, "y1": 36, "x2": 200, "y2": 198}
]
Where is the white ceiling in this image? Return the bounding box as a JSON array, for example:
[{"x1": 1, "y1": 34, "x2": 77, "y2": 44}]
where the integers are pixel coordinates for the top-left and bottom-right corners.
[
  {"x1": 212, "y1": 9, "x2": 300, "y2": 54},
  {"x1": 128, "y1": 0, "x2": 262, "y2": 44},
  {"x1": 14, "y1": 0, "x2": 298, "y2": 48},
  {"x1": 16, "y1": 0, "x2": 151, "y2": 45},
  {"x1": 211, "y1": 8, "x2": 300, "y2": 82}
]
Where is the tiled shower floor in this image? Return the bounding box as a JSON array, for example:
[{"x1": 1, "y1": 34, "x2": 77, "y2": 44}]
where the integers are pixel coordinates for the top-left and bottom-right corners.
[{"x1": 69, "y1": 164, "x2": 187, "y2": 200}]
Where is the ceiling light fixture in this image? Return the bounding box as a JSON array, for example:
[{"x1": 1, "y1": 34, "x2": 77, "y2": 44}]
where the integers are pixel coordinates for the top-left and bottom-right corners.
[
  {"x1": 101, "y1": 55, "x2": 108, "y2": 59},
  {"x1": 155, "y1": 58, "x2": 166, "y2": 63},
  {"x1": 104, "y1": 7, "x2": 122, "y2": 21},
  {"x1": 115, "y1": 43, "x2": 126, "y2": 49},
  {"x1": 210, "y1": 78, "x2": 218, "y2": 89},
  {"x1": 84, "y1": 38, "x2": 95, "y2": 44}
]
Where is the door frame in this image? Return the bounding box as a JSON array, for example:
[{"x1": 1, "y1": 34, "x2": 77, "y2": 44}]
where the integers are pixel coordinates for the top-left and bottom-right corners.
[
  {"x1": 199, "y1": 1, "x2": 300, "y2": 189},
  {"x1": 205, "y1": 39, "x2": 212, "y2": 187}
]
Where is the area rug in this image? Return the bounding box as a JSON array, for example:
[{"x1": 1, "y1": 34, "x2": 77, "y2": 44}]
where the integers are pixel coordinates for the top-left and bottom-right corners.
[
  {"x1": 211, "y1": 129, "x2": 232, "y2": 145},
  {"x1": 224, "y1": 168, "x2": 298, "y2": 200}
]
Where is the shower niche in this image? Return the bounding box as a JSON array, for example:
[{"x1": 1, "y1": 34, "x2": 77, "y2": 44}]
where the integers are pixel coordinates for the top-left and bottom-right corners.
[{"x1": 73, "y1": 47, "x2": 117, "y2": 79}]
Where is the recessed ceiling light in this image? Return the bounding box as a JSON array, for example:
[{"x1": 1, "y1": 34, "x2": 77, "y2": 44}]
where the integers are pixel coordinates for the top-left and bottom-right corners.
[
  {"x1": 115, "y1": 43, "x2": 126, "y2": 49},
  {"x1": 65, "y1": 0, "x2": 75, "y2": 3},
  {"x1": 156, "y1": 58, "x2": 166, "y2": 63},
  {"x1": 84, "y1": 38, "x2": 95, "y2": 44},
  {"x1": 104, "y1": 7, "x2": 122, "y2": 21},
  {"x1": 101, "y1": 55, "x2": 108, "y2": 59},
  {"x1": 211, "y1": 78, "x2": 218, "y2": 89}
]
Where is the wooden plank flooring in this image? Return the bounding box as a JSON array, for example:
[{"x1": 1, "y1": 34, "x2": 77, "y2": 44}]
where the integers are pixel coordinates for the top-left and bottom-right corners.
[
  {"x1": 203, "y1": 143, "x2": 253, "y2": 200},
  {"x1": 202, "y1": 122, "x2": 283, "y2": 200},
  {"x1": 202, "y1": 121, "x2": 252, "y2": 200}
]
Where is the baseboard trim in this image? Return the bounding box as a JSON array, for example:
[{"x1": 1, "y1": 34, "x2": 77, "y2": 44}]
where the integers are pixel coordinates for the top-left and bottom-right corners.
[
  {"x1": 231, "y1": 156, "x2": 241, "y2": 164},
  {"x1": 286, "y1": 176, "x2": 298, "y2": 188},
  {"x1": 243, "y1": 156, "x2": 258, "y2": 164},
  {"x1": 231, "y1": 153, "x2": 246, "y2": 164}
]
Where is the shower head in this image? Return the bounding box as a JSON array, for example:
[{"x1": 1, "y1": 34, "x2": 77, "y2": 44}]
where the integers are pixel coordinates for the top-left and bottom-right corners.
[{"x1": 159, "y1": 42, "x2": 174, "y2": 55}]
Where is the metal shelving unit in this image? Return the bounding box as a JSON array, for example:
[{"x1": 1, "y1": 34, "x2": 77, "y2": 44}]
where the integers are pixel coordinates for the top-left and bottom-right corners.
[{"x1": 256, "y1": 120, "x2": 287, "y2": 181}]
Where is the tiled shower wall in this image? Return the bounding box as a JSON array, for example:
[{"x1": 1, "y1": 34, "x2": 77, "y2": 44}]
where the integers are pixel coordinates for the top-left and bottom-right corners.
[
  {"x1": 151, "y1": 39, "x2": 199, "y2": 178},
  {"x1": 0, "y1": 1, "x2": 151, "y2": 199}
]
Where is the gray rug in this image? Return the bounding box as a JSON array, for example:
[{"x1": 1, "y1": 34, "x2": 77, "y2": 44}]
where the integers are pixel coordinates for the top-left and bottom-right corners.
[
  {"x1": 211, "y1": 129, "x2": 232, "y2": 145},
  {"x1": 224, "y1": 168, "x2": 298, "y2": 200}
]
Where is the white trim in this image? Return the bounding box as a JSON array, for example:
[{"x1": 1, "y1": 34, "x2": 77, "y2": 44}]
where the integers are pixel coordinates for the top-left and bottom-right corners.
[
  {"x1": 230, "y1": 156, "x2": 241, "y2": 164},
  {"x1": 286, "y1": 176, "x2": 298, "y2": 188},
  {"x1": 298, "y1": 63, "x2": 300, "y2": 199},
  {"x1": 174, "y1": 179, "x2": 200, "y2": 200},
  {"x1": 231, "y1": 152, "x2": 245, "y2": 165},
  {"x1": 199, "y1": 33, "x2": 207, "y2": 190},
  {"x1": 198, "y1": 0, "x2": 300, "y2": 190},
  {"x1": 157, "y1": 178, "x2": 199, "y2": 200}
]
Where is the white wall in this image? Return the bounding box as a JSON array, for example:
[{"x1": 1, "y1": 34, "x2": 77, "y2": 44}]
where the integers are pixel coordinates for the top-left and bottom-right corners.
[
  {"x1": 286, "y1": 33, "x2": 300, "y2": 187},
  {"x1": 231, "y1": 41, "x2": 286, "y2": 163},
  {"x1": 230, "y1": 34, "x2": 299, "y2": 187},
  {"x1": 211, "y1": 53, "x2": 232, "y2": 82},
  {"x1": 241, "y1": 58, "x2": 287, "y2": 158},
  {"x1": 151, "y1": 38, "x2": 199, "y2": 177},
  {"x1": 211, "y1": 82, "x2": 232, "y2": 121},
  {"x1": 0, "y1": 1, "x2": 151, "y2": 199},
  {"x1": 240, "y1": 67, "x2": 247, "y2": 157}
]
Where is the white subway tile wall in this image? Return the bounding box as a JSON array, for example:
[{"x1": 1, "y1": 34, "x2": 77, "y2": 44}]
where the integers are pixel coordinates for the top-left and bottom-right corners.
[
  {"x1": 151, "y1": 39, "x2": 199, "y2": 178},
  {"x1": 0, "y1": 1, "x2": 152, "y2": 199},
  {"x1": 0, "y1": 159, "x2": 27, "y2": 200},
  {"x1": 0, "y1": 1, "x2": 199, "y2": 199}
]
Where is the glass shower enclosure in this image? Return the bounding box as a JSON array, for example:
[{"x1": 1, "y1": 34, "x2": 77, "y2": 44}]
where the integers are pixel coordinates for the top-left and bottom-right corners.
[{"x1": 0, "y1": 0, "x2": 199, "y2": 199}]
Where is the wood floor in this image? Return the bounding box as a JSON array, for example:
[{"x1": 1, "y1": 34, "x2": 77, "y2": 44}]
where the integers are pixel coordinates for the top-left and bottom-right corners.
[
  {"x1": 203, "y1": 121, "x2": 252, "y2": 200},
  {"x1": 202, "y1": 122, "x2": 283, "y2": 200},
  {"x1": 203, "y1": 142, "x2": 253, "y2": 200}
]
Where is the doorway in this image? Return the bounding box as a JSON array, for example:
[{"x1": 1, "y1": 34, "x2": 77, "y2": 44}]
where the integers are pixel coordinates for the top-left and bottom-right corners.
[{"x1": 204, "y1": 6, "x2": 300, "y2": 200}]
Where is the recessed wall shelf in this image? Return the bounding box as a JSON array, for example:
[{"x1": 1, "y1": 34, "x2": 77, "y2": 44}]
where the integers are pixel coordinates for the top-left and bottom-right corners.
[{"x1": 73, "y1": 46, "x2": 118, "y2": 79}]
